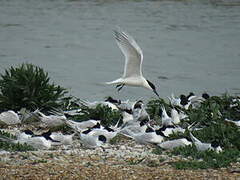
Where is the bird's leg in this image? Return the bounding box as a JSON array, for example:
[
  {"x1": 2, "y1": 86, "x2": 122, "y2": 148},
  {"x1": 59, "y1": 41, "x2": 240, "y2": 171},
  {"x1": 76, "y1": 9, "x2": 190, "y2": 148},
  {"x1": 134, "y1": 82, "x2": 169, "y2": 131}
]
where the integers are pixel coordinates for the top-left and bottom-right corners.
[
  {"x1": 115, "y1": 84, "x2": 122, "y2": 89},
  {"x1": 116, "y1": 84, "x2": 125, "y2": 92}
]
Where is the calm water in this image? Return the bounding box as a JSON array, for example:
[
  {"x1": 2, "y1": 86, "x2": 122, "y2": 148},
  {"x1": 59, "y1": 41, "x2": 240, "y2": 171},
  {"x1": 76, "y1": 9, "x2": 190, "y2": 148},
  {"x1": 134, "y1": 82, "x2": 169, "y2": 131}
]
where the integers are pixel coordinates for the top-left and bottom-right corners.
[{"x1": 0, "y1": 0, "x2": 240, "y2": 101}]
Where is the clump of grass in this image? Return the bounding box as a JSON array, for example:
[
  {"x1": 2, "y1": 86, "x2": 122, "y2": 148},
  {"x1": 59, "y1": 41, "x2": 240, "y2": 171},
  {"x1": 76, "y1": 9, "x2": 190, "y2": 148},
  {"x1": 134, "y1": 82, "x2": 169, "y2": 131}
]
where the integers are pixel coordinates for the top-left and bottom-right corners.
[
  {"x1": 152, "y1": 146, "x2": 163, "y2": 155},
  {"x1": 51, "y1": 124, "x2": 74, "y2": 134},
  {"x1": 146, "y1": 159, "x2": 160, "y2": 167},
  {"x1": 69, "y1": 104, "x2": 122, "y2": 127},
  {"x1": 0, "y1": 63, "x2": 68, "y2": 113},
  {"x1": 125, "y1": 157, "x2": 145, "y2": 165},
  {"x1": 0, "y1": 140, "x2": 35, "y2": 152},
  {"x1": 0, "y1": 130, "x2": 17, "y2": 139},
  {"x1": 0, "y1": 130, "x2": 34, "y2": 151},
  {"x1": 146, "y1": 97, "x2": 168, "y2": 121},
  {"x1": 170, "y1": 145, "x2": 240, "y2": 169},
  {"x1": 61, "y1": 95, "x2": 81, "y2": 111}
]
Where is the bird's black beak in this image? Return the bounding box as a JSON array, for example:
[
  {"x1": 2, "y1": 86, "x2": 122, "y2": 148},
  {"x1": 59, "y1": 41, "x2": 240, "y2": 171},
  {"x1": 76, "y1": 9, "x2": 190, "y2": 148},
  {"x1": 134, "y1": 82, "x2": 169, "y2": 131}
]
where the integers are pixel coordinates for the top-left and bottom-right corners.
[{"x1": 153, "y1": 89, "x2": 159, "y2": 97}]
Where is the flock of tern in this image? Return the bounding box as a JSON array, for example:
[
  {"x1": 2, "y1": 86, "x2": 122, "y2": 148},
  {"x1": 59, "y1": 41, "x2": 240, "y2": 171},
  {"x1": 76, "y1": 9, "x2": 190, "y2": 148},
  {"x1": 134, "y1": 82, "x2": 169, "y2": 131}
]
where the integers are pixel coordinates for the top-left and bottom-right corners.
[
  {"x1": 0, "y1": 91, "x2": 223, "y2": 153},
  {"x1": 1, "y1": 28, "x2": 237, "y2": 156}
]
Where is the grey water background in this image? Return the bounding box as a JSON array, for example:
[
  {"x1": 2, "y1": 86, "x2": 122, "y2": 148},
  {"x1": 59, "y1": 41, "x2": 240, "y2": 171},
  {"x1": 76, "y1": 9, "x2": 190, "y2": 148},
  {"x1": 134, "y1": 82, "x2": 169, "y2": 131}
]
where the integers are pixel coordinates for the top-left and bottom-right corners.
[{"x1": 0, "y1": 0, "x2": 240, "y2": 101}]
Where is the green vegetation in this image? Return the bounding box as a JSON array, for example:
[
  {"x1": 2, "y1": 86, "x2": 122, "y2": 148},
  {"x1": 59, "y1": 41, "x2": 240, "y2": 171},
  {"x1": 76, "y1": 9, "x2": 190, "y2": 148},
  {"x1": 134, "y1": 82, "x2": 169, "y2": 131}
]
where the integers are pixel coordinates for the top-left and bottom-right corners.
[
  {"x1": 0, "y1": 63, "x2": 68, "y2": 113},
  {"x1": 0, "y1": 130, "x2": 34, "y2": 151},
  {"x1": 125, "y1": 157, "x2": 145, "y2": 165},
  {"x1": 69, "y1": 104, "x2": 122, "y2": 127},
  {"x1": 169, "y1": 146, "x2": 240, "y2": 169},
  {"x1": 150, "y1": 94, "x2": 240, "y2": 169}
]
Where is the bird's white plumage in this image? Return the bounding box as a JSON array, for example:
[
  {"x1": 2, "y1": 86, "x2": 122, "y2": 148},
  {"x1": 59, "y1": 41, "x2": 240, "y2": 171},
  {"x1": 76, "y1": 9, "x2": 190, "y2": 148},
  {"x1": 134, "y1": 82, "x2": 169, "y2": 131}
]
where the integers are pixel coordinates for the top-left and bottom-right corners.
[
  {"x1": 114, "y1": 29, "x2": 143, "y2": 78},
  {"x1": 106, "y1": 28, "x2": 159, "y2": 96},
  {"x1": 189, "y1": 132, "x2": 222, "y2": 153},
  {"x1": 161, "y1": 106, "x2": 173, "y2": 126},
  {"x1": 158, "y1": 138, "x2": 192, "y2": 150}
]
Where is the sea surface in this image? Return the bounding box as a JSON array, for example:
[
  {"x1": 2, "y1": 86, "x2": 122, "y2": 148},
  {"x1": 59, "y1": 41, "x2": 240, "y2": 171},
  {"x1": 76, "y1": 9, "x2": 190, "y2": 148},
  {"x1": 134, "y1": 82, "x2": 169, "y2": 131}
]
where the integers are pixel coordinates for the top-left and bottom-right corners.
[{"x1": 1, "y1": 0, "x2": 240, "y2": 101}]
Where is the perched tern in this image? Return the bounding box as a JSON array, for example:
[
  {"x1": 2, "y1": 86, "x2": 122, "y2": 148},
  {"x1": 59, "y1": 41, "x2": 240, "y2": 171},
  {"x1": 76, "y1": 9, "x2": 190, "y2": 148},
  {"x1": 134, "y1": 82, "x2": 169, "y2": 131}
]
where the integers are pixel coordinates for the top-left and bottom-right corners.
[
  {"x1": 224, "y1": 118, "x2": 240, "y2": 128},
  {"x1": 50, "y1": 132, "x2": 75, "y2": 145},
  {"x1": 168, "y1": 93, "x2": 181, "y2": 107},
  {"x1": 66, "y1": 119, "x2": 100, "y2": 131},
  {"x1": 132, "y1": 101, "x2": 150, "y2": 122},
  {"x1": 0, "y1": 131, "x2": 52, "y2": 150},
  {"x1": 106, "y1": 28, "x2": 159, "y2": 97},
  {"x1": 120, "y1": 120, "x2": 149, "y2": 138},
  {"x1": 131, "y1": 126, "x2": 164, "y2": 145},
  {"x1": 156, "y1": 125, "x2": 185, "y2": 137},
  {"x1": 171, "y1": 108, "x2": 180, "y2": 125},
  {"x1": 79, "y1": 99, "x2": 118, "y2": 110},
  {"x1": 0, "y1": 110, "x2": 20, "y2": 125},
  {"x1": 158, "y1": 138, "x2": 192, "y2": 150},
  {"x1": 189, "y1": 132, "x2": 222, "y2": 153},
  {"x1": 160, "y1": 106, "x2": 173, "y2": 126},
  {"x1": 79, "y1": 131, "x2": 107, "y2": 148},
  {"x1": 82, "y1": 127, "x2": 118, "y2": 143},
  {"x1": 31, "y1": 110, "x2": 67, "y2": 128}
]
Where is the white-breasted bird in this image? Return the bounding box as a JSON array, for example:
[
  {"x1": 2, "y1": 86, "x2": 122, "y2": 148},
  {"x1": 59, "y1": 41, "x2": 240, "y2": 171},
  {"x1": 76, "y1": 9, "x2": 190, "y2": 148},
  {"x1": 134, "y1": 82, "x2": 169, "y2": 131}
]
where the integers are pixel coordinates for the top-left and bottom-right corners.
[
  {"x1": 171, "y1": 108, "x2": 180, "y2": 125},
  {"x1": 31, "y1": 110, "x2": 67, "y2": 128},
  {"x1": 160, "y1": 106, "x2": 173, "y2": 126},
  {"x1": 66, "y1": 119, "x2": 100, "y2": 131},
  {"x1": 0, "y1": 131, "x2": 52, "y2": 150},
  {"x1": 189, "y1": 132, "x2": 222, "y2": 153},
  {"x1": 78, "y1": 130, "x2": 107, "y2": 148},
  {"x1": 131, "y1": 126, "x2": 164, "y2": 145},
  {"x1": 50, "y1": 132, "x2": 75, "y2": 145},
  {"x1": 78, "y1": 99, "x2": 118, "y2": 110},
  {"x1": 106, "y1": 28, "x2": 159, "y2": 97},
  {"x1": 158, "y1": 138, "x2": 192, "y2": 150},
  {"x1": 132, "y1": 101, "x2": 150, "y2": 122},
  {"x1": 82, "y1": 127, "x2": 118, "y2": 143},
  {"x1": 0, "y1": 110, "x2": 21, "y2": 125},
  {"x1": 224, "y1": 118, "x2": 240, "y2": 128}
]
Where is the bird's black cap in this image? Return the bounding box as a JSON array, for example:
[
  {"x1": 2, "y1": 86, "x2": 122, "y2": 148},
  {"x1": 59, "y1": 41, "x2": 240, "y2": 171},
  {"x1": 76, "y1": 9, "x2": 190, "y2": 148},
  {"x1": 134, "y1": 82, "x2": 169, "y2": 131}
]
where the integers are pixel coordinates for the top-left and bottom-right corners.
[
  {"x1": 24, "y1": 129, "x2": 34, "y2": 135},
  {"x1": 180, "y1": 95, "x2": 189, "y2": 106},
  {"x1": 91, "y1": 122, "x2": 101, "y2": 129},
  {"x1": 98, "y1": 135, "x2": 107, "y2": 143},
  {"x1": 202, "y1": 93, "x2": 210, "y2": 100},
  {"x1": 104, "y1": 126, "x2": 115, "y2": 132},
  {"x1": 187, "y1": 92, "x2": 195, "y2": 99},
  {"x1": 82, "y1": 128, "x2": 92, "y2": 134},
  {"x1": 145, "y1": 126, "x2": 154, "y2": 133},
  {"x1": 124, "y1": 109, "x2": 133, "y2": 114},
  {"x1": 105, "y1": 96, "x2": 119, "y2": 104},
  {"x1": 140, "y1": 118, "x2": 149, "y2": 126},
  {"x1": 155, "y1": 129, "x2": 167, "y2": 137},
  {"x1": 211, "y1": 140, "x2": 220, "y2": 148}
]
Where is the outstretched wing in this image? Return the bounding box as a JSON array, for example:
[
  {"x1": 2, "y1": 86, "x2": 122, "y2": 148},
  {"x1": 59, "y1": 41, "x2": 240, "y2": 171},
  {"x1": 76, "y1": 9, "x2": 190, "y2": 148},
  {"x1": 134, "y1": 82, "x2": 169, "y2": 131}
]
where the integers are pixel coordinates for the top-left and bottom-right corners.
[{"x1": 114, "y1": 29, "x2": 143, "y2": 78}]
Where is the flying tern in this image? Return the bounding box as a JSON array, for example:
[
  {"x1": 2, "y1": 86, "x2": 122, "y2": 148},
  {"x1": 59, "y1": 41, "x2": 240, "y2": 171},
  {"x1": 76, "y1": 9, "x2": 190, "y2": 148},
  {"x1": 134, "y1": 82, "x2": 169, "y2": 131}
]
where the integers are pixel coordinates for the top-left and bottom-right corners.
[{"x1": 106, "y1": 28, "x2": 159, "y2": 97}]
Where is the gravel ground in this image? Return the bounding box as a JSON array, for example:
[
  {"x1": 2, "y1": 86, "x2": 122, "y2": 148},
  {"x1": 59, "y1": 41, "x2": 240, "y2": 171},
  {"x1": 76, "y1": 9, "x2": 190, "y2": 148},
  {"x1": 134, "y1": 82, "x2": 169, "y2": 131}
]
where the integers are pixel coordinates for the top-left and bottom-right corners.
[{"x1": 1, "y1": 136, "x2": 240, "y2": 179}]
